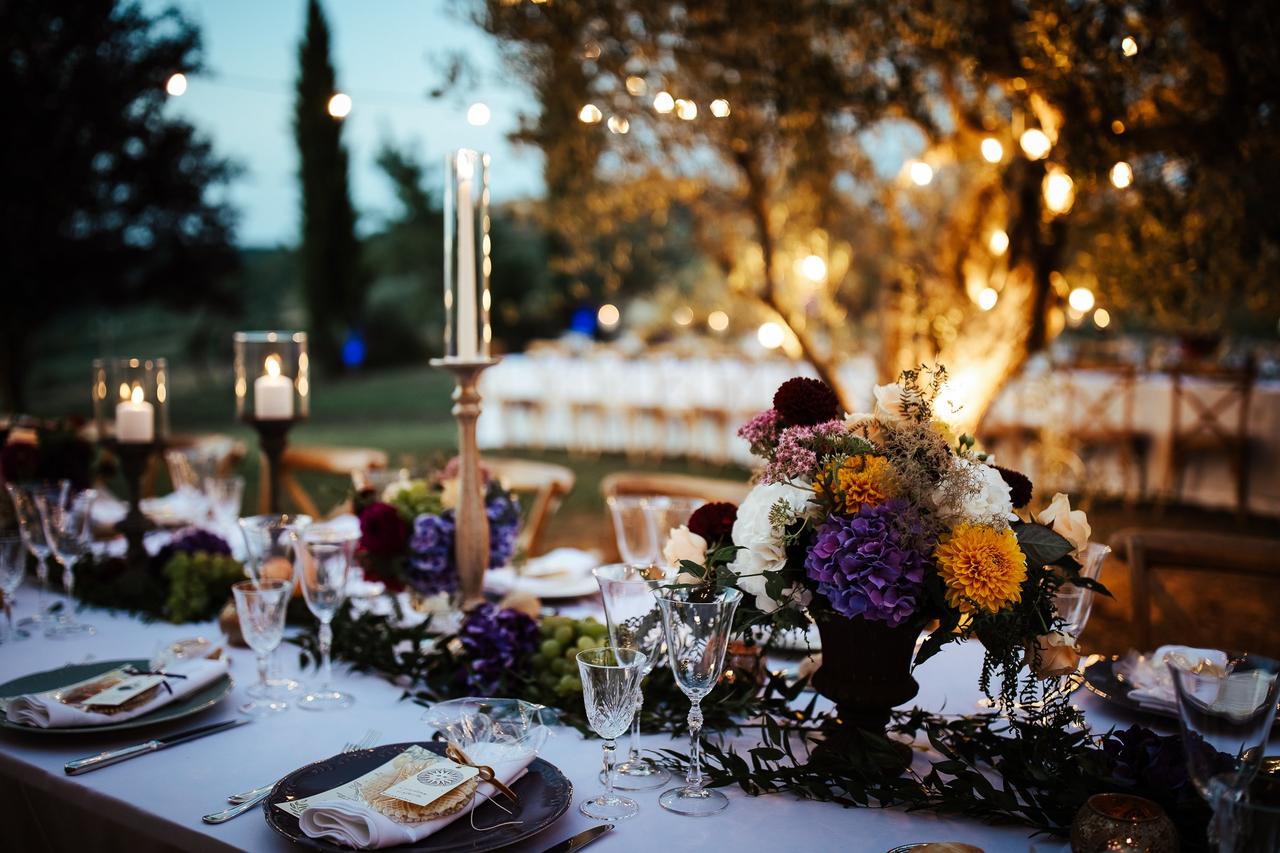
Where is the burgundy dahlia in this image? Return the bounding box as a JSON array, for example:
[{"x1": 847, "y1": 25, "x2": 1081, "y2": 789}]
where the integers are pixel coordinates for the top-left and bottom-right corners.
[
  {"x1": 688, "y1": 502, "x2": 737, "y2": 542},
  {"x1": 994, "y1": 465, "x2": 1033, "y2": 509},
  {"x1": 358, "y1": 501, "x2": 410, "y2": 557},
  {"x1": 773, "y1": 377, "x2": 842, "y2": 428}
]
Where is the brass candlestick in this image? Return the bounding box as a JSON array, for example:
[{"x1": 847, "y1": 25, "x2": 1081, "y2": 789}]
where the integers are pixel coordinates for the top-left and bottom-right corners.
[{"x1": 430, "y1": 357, "x2": 500, "y2": 609}]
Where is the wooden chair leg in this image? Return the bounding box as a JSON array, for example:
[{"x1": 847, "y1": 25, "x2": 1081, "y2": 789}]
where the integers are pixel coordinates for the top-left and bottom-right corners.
[{"x1": 1128, "y1": 541, "x2": 1151, "y2": 651}]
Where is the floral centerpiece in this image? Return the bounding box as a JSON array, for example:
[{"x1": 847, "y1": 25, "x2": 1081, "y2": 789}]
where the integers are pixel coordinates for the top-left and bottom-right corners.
[
  {"x1": 666, "y1": 366, "x2": 1106, "y2": 733},
  {"x1": 354, "y1": 461, "x2": 520, "y2": 601}
]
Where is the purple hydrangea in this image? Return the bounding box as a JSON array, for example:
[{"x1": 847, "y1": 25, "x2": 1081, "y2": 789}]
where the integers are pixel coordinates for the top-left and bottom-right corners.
[
  {"x1": 458, "y1": 603, "x2": 539, "y2": 694},
  {"x1": 406, "y1": 513, "x2": 457, "y2": 596},
  {"x1": 804, "y1": 499, "x2": 931, "y2": 626},
  {"x1": 486, "y1": 492, "x2": 521, "y2": 568},
  {"x1": 155, "y1": 528, "x2": 232, "y2": 569}
]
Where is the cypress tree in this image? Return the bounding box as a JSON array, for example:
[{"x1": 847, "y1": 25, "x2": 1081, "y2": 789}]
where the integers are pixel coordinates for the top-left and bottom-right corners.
[{"x1": 294, "y1": 0, "x2": 363, "y2": 372}]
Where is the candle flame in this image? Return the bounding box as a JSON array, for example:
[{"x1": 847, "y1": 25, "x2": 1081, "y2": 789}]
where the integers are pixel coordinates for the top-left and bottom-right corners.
[
  {"x1": 130, "y1": 384, "x2": 144, "y2": 404},
  {"x1": 264, "y1": 354, "x2": 282, "y2": 377}
]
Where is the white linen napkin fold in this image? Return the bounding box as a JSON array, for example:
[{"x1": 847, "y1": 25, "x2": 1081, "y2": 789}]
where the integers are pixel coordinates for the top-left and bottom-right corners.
[
  {"x1": 1115, "y1": 645, "x2": 1228, "y2": 713},
  {"x1": 298, "y1": 744, "x2": 533, "y2": 850},
  {"x1": 3, "y1": 658, "x2": 229, "y2": 728}
]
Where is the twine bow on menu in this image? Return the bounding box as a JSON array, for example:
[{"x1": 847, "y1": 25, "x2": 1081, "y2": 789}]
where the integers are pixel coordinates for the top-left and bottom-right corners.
[{"x1": 445, "y1": 743, "x2": 520, "y2": 806}]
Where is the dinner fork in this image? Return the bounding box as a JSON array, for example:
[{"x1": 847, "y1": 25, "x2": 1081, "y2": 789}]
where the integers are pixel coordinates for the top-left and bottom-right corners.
[{"x1": 202, "y1": 728, "x2": 379, "y2": 824}]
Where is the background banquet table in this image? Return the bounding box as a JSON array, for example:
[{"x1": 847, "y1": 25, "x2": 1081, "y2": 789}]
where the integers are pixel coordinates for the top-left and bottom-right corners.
[{"x1": 1, "y1": 586, "x2": 1161, "y2": 853}]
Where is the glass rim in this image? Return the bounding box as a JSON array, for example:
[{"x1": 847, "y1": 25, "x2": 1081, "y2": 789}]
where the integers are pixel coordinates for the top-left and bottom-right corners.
[
  {"x1": 232, "y1": 330, "x2": 307, "y2": 344},
  {"x1": 592, "y1": 562, "x2": 676, "y2": 584},
  {"x1": 653, "y1": 584, "x2": 742, "y2": 605},
  {"x1": 605, "y1": 494, "x2": 649, "y2": 508},
  {"x1": 576, "y1": 646, "x2": 647, "y2": 670},
  {"x1": 232, "y1": 578, "x2": 290, "y2": 593},
  {"x1": 238, "y1": 513, "x2": 313, "y2": 529}
]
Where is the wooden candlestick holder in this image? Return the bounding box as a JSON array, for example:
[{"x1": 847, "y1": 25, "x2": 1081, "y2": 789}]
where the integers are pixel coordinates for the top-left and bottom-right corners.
[
  {"x1": 248, "y1": 419, "x2": 295, "y2": 515},
  {"x1": 108, "y1": 440, "x2": 158, "y2": 571},
  {"x1": 430, "y1": 357, "x2": 500, "y2": 609}
]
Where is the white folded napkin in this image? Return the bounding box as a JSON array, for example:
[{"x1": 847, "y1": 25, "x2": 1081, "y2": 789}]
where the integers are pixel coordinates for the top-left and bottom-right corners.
[
  {"x1": 4, "y1": 658, "x2": 229, "y2": 728},
  {"x1": 1115, "y1": 645, "x2": 1228, "y2": 714},
  {"x1": 519, "y1": 547, "x2": 598, "y2": 579},
  {"x1": 299, "y1": 743, "x2": 533, "y2": 849}
]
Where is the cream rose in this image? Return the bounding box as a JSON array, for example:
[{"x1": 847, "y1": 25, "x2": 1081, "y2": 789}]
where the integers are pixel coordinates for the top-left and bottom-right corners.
[
  {"x1": 1037, "y1": 492, "x2": 1091, "y2": 560},
  {"x1": 1029, "y1": 631, "x2": 1081, "y2": 678},
  {"x1": 728, "y1": 481, "x2": 815, "y2": 612},
  {"x1": 662, "y1": 525, "x2": 709, "y2": 584},
  {"x1": 872, "y1": 383, "x2": 907, "y2": 423}
]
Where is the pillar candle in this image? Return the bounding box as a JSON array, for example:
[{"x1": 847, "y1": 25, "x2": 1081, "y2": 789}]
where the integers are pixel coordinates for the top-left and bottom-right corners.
[
  {"x1": 455, "y1": 154, "x2": 478, "y2": 360},
  {"x1": 115, "y1": 385, "x2": 154, "y2": 443},
  {"x1": 254, "y1": 355, "x2": 294, "y2": 420}
]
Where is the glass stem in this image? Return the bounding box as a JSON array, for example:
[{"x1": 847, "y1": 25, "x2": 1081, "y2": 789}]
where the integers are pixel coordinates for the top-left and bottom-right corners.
[
  {"x1": 627, "y1": 698, "x2": 643, "y2": 765},
  {"x1": 601, "y1": 739, "x2": 617, "y2": 800},
  {"x1": 63, "y1": 558, "x2": 75, "y2": 603},
  {"x1": 257, "y1": 653, "x2": 270, "y2": 693},
  {"x1": 687, "y1": 699, "x2": 704, "y2": 790},
  {"x1": 319, "y1": 620, "x2": 333, "y2": 690},
  {"x1": 35, "y1": 556, "x2": 48, "y2": 612}
]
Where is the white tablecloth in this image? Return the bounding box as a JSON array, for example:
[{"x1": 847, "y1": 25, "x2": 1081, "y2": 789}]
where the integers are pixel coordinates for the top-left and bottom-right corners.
[{"x1": 0, "y1": 586, "x2": 1159, "y2": 853}]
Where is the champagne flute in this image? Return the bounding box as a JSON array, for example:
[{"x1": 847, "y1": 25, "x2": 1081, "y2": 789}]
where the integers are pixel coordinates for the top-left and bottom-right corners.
[
  {"x1": 37, "y1": 488, "x2": 96, "y2": 638},
  {"x1": 653, "y1": 585, "x2": 742, "y2": 816},
  {"x1": 292, "y1": 530, "x2": 357, "y2": 711},
  {"x1": 607, "y1": 496, "x2": 657, "y2": 564},
  {"x1": 232, "y1": 579, "x2": 292, "y2": 715},
  {"x1": 593, "y1": 562, "x2": 676, "y2": 789},
  {"x1": 0, "y1": 536, "x2": 28, "y2": 643},
  {"x1": 238, "y1": 513, "x2": 310, "y2": 698},
  {"x1": 576, "y1": 647, "x2": 648, "y2": 822},
  {"x1": 6, "y1": 480, "x2": 68, "y2": 625}
]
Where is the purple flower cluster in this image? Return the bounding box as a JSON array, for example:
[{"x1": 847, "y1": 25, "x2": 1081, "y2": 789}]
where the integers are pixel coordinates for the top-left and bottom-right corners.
[
  {"x1": 762, "y1": 419, "x2": 847, "y2": 483},
  {"x1": 486, "y1": 491, "x2": 521, "y2": 568},
  {"x1": 804, "y1": 499, "x2": 931, "y2": 626},
  {"x1": 155, "y1": 528, "x2": 232, "y2": 568},
  {"x1": 458, "y1": 603, "x2": 539, "y2": 694},
  {"x1": 406, "y1": 513, "x2": 457, "y2": 596},
  {"x1": 1101, "y1": 725, "x2": 1199, "y2": 804},
  {"x1": 737, "y1": 408, "x2": 781, "y2": 456}
]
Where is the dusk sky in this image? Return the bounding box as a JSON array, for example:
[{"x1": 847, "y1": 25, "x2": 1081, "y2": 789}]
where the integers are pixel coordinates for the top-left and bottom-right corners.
[{"x1": 146, "y1": 0, "x2": 543, "y2": 247}]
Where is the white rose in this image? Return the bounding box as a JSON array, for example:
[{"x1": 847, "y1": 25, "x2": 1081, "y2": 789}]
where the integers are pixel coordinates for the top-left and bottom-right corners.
[
  {"x1": 380, "y1": 480, "x2": 411, "y2": 504},
  {"x1": 662, "y1": 525, "x2": 709, "y2": 584},
  {"x1": 1036, "y1": 492, "x2": 1091, "y2": 560},
  {"x1": 936, "y1": 458, "x2": 1014, "y2": 524},
  {"x1": 873, "y1": 383, "x2": 907, "y2": 423},
  {"x1": 1028, "y1": 630, "x2": 1081, "y2": 678},
  {"x1": 728, "y1": 481, "x2": 815, "y2": 612}
]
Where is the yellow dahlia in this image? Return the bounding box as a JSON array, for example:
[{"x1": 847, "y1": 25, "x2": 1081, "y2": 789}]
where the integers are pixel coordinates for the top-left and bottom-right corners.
[
  {"x1": 934, "y1": 523, "x2": 1027, "y2": 614},
  {"x1": 814, "y1": 454, "x2": 895, "y2": 515}
]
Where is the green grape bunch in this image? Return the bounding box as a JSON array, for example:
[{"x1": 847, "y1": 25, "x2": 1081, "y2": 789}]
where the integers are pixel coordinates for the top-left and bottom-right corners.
[{"x1": 530, "y1": 615, "x2": 610, "y2": 697}]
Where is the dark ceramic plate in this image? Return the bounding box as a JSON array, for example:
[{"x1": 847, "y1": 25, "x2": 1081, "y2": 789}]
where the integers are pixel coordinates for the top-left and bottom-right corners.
[
  {"x1": 0, "y1": 658, "x2": 232, "y2": 735},
  {"x1": 264, "y1": 741, "x2": 572, "y2": 852},
  {"x1": 1083, "y1": 656, "x2": 1280, "y2": 721}
]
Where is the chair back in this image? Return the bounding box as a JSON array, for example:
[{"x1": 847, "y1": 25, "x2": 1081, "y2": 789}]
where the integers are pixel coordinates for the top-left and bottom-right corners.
[
  {"x1": 599, "y1": 471, "x2": 750, "y2": 505},
  {"x1": 485, "y1": 457, "x2": 575, "y2": 557},
  {"x1": 267, "y1": 446, "x2": 388, "y2": 518},
  {"x1": 1169, "y1": 360, "x2": 1255, "y2": 450}
]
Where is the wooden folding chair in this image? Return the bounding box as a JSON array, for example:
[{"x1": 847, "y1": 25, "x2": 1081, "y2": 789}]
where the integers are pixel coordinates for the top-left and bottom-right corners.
[
  {"x1": 262, "y1": 445, "x2": 388, "y2": 518},
  {"x1": 486, "y1": 457, "x2": 576, "y2": 557},
  {"x1": 1166, "y1": 360, "x2": 1255, "y2": 516},
  {"x1": 600, "y1": 471, "x2": 750, "y2": 504},
  {"x1": 1056, "y1": 363, "x2": 1150, "y2": 499},
  {"x1": 1110, "y1": 527, "x2": 1278, "y2": 656}
]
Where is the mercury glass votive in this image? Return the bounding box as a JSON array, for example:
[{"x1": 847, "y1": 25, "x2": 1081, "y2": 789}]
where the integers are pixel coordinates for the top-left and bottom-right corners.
[{"x1": 1070, "y1": 793, "x2": 1179, "y2": 852}]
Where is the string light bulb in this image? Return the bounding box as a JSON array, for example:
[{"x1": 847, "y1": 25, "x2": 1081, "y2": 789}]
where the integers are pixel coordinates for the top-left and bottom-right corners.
[
  {"x1": 1110, "y1": 161, "x2": 1134, "y2": 189},
  {"x1": 578, "y1": 104, "x2": 602, "y2": 124},
  {"x1": 625, "y1": 76, "x2": 647, "y2": 96},
  {"x1": 327, "y1": 92, "x2": 352, "y2": 118},
  {"x1": 980, "y1": 137, "x2": 1004, "y2": 163},
  {"x1": 977, "y1": 287, "x2": 999, "y2": 311},
  {"x1": 466, "y1": 102, "x2": 491, "y2": 126},
  {"x1": 1043, "y1": 168, "x2": 1075, "y2": 214},
  {"x1": 675, "y1": 99, "x2": 697, "y2": 120},
  {"x1": 597, "y1": 303, "x2": 620, "y2": 327},
  {"x1": 1068, "y1": 287, "x2": 1096, "y2": 313},
  {"x1": 672, "y1": 306, "x2": 694, "y2": 326},
  {"x1": 907, "y1": 160, "x2": 934, "y2": 186},
  {"x1": 653, "y1": 91, "x2": 675, "y2": 114},
  {"x1": 607, "y1": 115, "x2": 630, "y2": 135},
  {"x1": 165, "y1": 72, "x2": 188, "y2": 97},
  {"x1": 757, "y1": 322, "x2": 785, "y2": 349},
  {"x1": 1093, "y1": 308, "x2": 1112, "y2": 328},
  {"x1": 1121, "y1": 36, "x2": 1138, "y2": 57},
  {"x1": 988, "y1": 229, "x2": 1009, "y2": 256},
  {"x1": 707, "y1": 310, "x2": 729, "y2": 332},
  {"x1": 1020, "y1": 129, "x2": 1052, "y2": 160},
  {"x1": 798, "y1": 254, "x2": 827, "y2": 283},
  {"x1": 710, "y1": 98, "x2": 730, "y2": 118}
]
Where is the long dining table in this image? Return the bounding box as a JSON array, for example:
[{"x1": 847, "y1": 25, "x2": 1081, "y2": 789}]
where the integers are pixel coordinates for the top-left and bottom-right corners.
[{"x1": 0, "y1": 585, "x2": 1164, "y2": 853}]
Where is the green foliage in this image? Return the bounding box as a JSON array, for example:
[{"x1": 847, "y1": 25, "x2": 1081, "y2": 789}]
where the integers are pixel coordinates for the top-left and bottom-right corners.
[
  {"x1": 0, "y1": 0, "x2": 240, "y2": 409},
  {"x1": 295, "y1": 0, "x2": 364, "y2": 372},
  {"x1": 387, "y1": 480, "x2": 444, "y2": 521},
  {"x1": 162, "y1": 552, "x2": 246, "y2": 623}
]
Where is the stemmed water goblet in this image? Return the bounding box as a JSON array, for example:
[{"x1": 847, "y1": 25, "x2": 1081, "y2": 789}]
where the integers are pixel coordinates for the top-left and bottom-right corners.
[
  {"x1": 1169, "y1": 653, "x2": 1280, "y2": 851},
  {"x1": 239, "y1": 513, "x2": 310, "y2": 697},
  {"x1": 644, "y1": 497, "x2": 704, "y2": 559},
  {"x1": 232, "y1": 579, "x2": 292, "y2": 715},
  {"x1": 203, "y1": 475, "x2": 245, "y2": 537},
  {"x1": 576, "y1": 647, "x2": 648, "y2": 822},
  {"x1": 6, "y1": 480, "x2": 69, "y2": 626},
  {"x1": 0, "y1": 536, "x2": 28, "y2": 643},
  {"x1": 607, "y1": 496, "x2": 657, "y2": 564},
  {"x1": 37, "y1": 488, "x2": 97, "y2": 638},
  {"x1": 653, "y1": 584, "x2": 742, "y2": 816},
  {"x1": 291, "y1": 529, "x2": 357, "y2": 710},
  {"x1": 593, "y1": 562, "x2": 676, "y2": 790}
]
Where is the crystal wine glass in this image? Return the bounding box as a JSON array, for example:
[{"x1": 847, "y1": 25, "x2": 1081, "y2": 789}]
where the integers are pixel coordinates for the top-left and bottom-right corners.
[
  {"x1": 239, "y1": 513, "x2": 310, "y2": 697},
  {"x1": 0, "y1": 535, "x2": 28, "y2": 643},
  {"x1": 292, "y1": 530, "x2": 357, "y2": 711},
  {"x1": 1170, "y1": 653, "x2": 1280, "y2": 850},
  {"x1": 232, "y1": 579, "x2": 292, "y2": 715},
  {"x1": 593, "y1": 562, "x2": 676, "y2": 790},
  {"x1": 653, "y1": 585, "x2": 742, "y2": 816},
  {"x1": 644, "y1": 497, "x2": 705, "y2": 556},
  {"x1": 607, "y1": 496, "x2": 657, "y2": 565},
  {"x1": 37, "y1": 488, "x2": 97, "y2": 638},
  {"x1": 576, "y1": 646, "x2": 648, "y2": 822},
  {"x1": 6, "y1": 480, "x2": 68, "y2": 626},
  {"x1": 203, "y1": 475, "x2": 245, "y2": 535}
]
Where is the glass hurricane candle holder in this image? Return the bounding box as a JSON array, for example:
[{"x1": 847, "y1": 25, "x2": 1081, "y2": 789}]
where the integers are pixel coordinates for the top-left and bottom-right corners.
[
  {"x1": 92, "y1": 357, "x2": 169, "y2": 444},
  {"x1": 443, "y1": 148, "x2": 491, "y2": 362},
  {"x1": 233, "y1": 331, "x2": 309, "y2": 423}
]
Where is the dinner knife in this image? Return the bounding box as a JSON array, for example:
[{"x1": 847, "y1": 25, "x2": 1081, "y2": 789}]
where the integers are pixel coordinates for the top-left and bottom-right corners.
[
  {"x1": 65, "y1": 718, "x2": 250, "y2": 775},
  {"x1": 540, "y1": 824, "x2": 613, "y2": 853}
]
